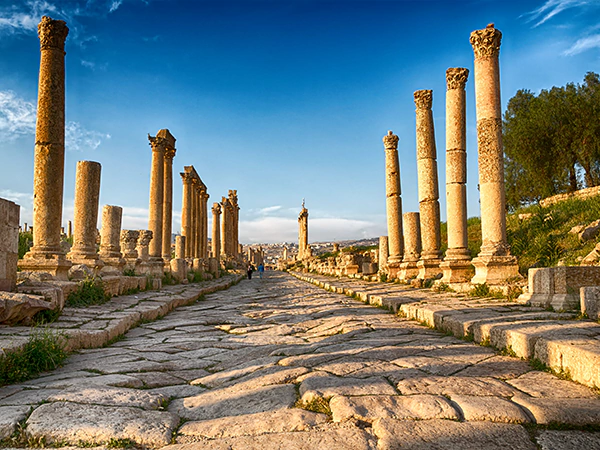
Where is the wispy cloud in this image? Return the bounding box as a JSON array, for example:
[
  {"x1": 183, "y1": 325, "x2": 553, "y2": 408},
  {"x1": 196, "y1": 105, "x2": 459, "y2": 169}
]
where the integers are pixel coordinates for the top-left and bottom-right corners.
[
  {"x1": 256, "y1": 205, "x2": 282, "y2": 215},
  {"x1": 564, "y1": 33, "x2": 600, "y2": 55},
  {"x1": 109, "y1": 0, "x2": 123, "y2": 13},
  {"x1": 523, "y1": 0, "x2": 591, "y2": 27},
  {"x1": 65, "y1": 121, "x2": 111, "y2": 152},
  {"x1": 0, "y1": 90, "x2": 111, "y2": 151},
  {"x1": 0, "y1": 90, "x2": 36, "y2": 137}
]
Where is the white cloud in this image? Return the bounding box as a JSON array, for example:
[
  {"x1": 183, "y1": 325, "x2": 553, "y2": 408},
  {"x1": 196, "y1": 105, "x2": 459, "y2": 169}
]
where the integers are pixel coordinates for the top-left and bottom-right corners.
[
  {"x1": 109, "y1": 0, "x2": 123, "y2": 13},
  {"x1": 239, "y1": 216, "x2": 385, "y2": 244},
  {"x1": 524, "y1": 0, "x2": 591, "y2": 27},
  {"x1": 564, "y1": 33, "x2": 600, "y2": 55},
  {"x1": 256, "y1": 205, "x2": 282, "y2": 215},
  {"x1": 0, "y1": 90, "x2": 36, "y2": 137},
  {"x1": 0, "y1": 1, "x2": 58, "y2": 33},
  {"x1": 65, "y1": 121, "x2": 111, "y2": 152}
]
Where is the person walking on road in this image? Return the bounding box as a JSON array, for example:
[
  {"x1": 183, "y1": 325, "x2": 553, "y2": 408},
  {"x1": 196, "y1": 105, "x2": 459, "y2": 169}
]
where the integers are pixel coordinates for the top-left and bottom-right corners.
[
  {"x1": 258, "y1": 263, "x2": 265, "y2": 279},
  {"x1": 247, "y1": 264, "x2": 255, "y2": 280}
]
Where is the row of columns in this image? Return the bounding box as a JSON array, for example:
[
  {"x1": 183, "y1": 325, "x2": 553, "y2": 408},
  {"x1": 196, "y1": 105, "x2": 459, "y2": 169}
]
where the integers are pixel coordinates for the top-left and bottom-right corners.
[
  {"x1": 382, "y1": 24, "x2": 518, "y2": 286},
  {"x1": 220, "y1": 190, "x2": 239, "y2": 260},
  {"x1": 180, "y1": 165, "x2": 209, "y2": 260}
]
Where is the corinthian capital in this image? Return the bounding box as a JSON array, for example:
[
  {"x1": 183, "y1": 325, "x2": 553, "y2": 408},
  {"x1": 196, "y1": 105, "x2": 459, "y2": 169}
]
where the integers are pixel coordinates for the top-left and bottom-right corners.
[
  {"x1": 414, "y1": 90, "x2": 433, "y2": 110},
  {"x1": 212, "y1": 203, "x2": 222, "y2": 215},
  {"x1": 164, "y1": 147, "x2": 176, "y2": 159},
  {"x1": 470, "y1": 24, "x2": 502, "y2": 59},
  {"x1": 38, "y1": 16, "x2": 69, "y2": 51},
  {"x1": 148, "y1": 135, "x2": 168, "y2": 152},
  {"x1": 180, "y1": 172, "x2": 193, "y2": 184},
  {"x1": 446, "y1": 68, "x2": 469, "y2": 90},
  {"x1": 383, "y1": 130, "x2": 399, "y2": 150}
]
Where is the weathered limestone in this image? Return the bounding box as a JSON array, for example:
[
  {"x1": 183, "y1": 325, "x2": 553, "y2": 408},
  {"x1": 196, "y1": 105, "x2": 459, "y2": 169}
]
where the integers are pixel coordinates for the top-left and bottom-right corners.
[
  {"x1": 99, "y1": 205, "x2": 125, "y2": 272},
  {"x1": 0, "y1": 198, "x2": 20, "y2": 291},
  {"x1": 162, "y1": 145, "x2": 176, "y2": 261},
  {"x1": 170, "y1": 236, "x2": 187, "y2": 282},
  {"x1": 148, "y1": 134, "x2": 166, "y2": 260},
  {"x1": 298, "y1": 200, "x2": 309, "y2": 261},
  {"x1": 211, "y1": 202, "x2": 221, "y2": 276},
  {"x1": 120, "y1": 230, "x2": 140, "y2": 272},
  {"x1": 441, "y1": 68, "x2": 474, "y2": 283},
  {"x1": 19, "y1": 16, "x2": 71, "y2": 279},
  {"x1": 180, "y1": 172, "x2": 193, "y2": 258},
  {"x1": 136, "y1": 230, "x2": 153, "y2": 274},
  {"x1": 66, "y1": 161, "x2": 102, "y2": 269},
  {"x1": 469, "y1": 24, "x2": 519, "y2": 284},
  {"x1": 383, "y1": 131, "x2": 403, "y2": 277},
  {"x1": 200, "y1": 189, "x2": 209, "y2": 259},
  {"x1": 414, "y1": 90, "x2": 442, "y2": 279},
  {"x1": 229, "y1": 190, "x2": 239, "y2": 259},
  {"x1": 398, "y1": 212, "x2": 421, "y2": 280},
  {"x1": 180, "y1": 166, "x2": 207, "y2": 261},
  {"x1": 67, "y1": 220, "x2": 72, "y2": 239},
  {"x1": 518, "y1": 266, "x2": 600, "y2": 310},
  {"x1": 378, "y1": 236, "x2": 388, "y2": 274}
]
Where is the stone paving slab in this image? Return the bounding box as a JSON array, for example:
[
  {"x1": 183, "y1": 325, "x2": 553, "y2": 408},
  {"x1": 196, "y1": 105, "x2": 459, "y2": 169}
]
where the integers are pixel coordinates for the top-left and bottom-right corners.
[{"x1": 291, "y1": 271, "x2": 600, "y2": 389}]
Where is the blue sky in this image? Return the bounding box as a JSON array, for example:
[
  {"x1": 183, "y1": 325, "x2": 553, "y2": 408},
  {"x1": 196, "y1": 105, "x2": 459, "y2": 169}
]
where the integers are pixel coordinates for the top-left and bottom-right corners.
[{"x1": 0, "y1": 0, "x2": 599, "y2": 244}]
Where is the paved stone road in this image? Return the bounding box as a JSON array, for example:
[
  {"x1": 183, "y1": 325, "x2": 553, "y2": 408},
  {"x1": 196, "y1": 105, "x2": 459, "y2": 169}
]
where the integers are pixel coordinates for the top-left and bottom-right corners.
[{"x1": 2, "y1": 271, "x2": 600, "y2": 449}]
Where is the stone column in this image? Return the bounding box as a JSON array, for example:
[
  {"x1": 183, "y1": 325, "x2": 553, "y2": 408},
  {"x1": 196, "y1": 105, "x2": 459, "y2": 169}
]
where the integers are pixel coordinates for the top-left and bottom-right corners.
[
  {"x1": 200, "y1": 189, "x2": 209, "y2": 259},
  {"x1": 378, "y1": 236, "x2": 388, "y2": 274},
  {"x1": 147, "y1": 136, "x2": 165, "y2": 260},
  {"x1": 170, "y1": 235, "x2": 187, "y2": 282},
  {"x1": 398, "y1": 212, "x2": 422, "y2": 280},
  {"x1": 194, "y1": 185, "x2": 202, "y2": 259},
  {"x1": 211, "y1": 202, "x2": 221, "y2": 277},
  {"x1": 221, "y1": 197, "x2": 228, "y2": 257},
  {"x1": 99, "y1": 205, "x2": 125, "y2": 272},
  {"x1": 180, "y1": 172, "x2": 193, "y2": 258},
  {"x1": 67, "y1": 161, "x2": 102, "y2": 268},
  {"x1": 470, "y1": 24, "x2": 519, "y2": 284},
  {"x1": 440, "y1": 68, "x2": 474, "y2": 283},
  {"x1": 383, "y1": 131, "x2": 403, "y2": 278},
  {"x1": 162, "y1": 147, "x2": 176, "y2": 261},
  {"x1": 120, "y1": 229, "x2": 140, "y2": 271},
  {"x1": 19, "y1": 17, "x2": 71, "y2": 278},
  {"x1": 414, "y1": 90, "x2": 442, "y2": 279},
  {"x1": 67, "y1": 220, "x2": 72, "y2": 239},
  {"x1": 136, "y1": 229, "x2": 153, "y2": 274},
  {"x1": 298, "y1": 201, "x2": 309, "y2": 260}
]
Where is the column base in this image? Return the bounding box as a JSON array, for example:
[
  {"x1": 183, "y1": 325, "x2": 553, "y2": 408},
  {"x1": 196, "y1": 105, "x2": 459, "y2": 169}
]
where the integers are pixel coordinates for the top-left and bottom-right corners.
[
  {"x1": 440, "y1": 259, "x2": 474, "y2": 283},
  {"x1": 18, "y1": 251, "x2": 72, "y2": 281},
  {"x1": 471, "y1": 255, "x2": 520, "y2": 285},
  {"x1": 100, "y1": 256, "x2": 126, "y2": 274},
  {"x1": 417, "y1": 259, "x2": 443, "y2": 280},
  {"x1": 387, "y1": 262, "x2": 401, "y2": 280},
  {"x1": 397, "y1": 261, "x2": 419, "y2": 280},
  {"x1": 170, "y1": 258, "x2": 187, "y2": 282},
  {"x1": 149, "y1": 257, "x2": 165, "y2": 277}
]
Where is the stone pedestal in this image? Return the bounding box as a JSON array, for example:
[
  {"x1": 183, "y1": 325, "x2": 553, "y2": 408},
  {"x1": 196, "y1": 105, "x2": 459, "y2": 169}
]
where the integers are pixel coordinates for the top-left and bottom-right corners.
[
  {"x1": 67, "y1": 161, "x2": 103, "y2": 269},
  {"x1": 399, "y1": 212, "x2": 421, "y2": 280},
  {"x1": 470, "y1": 24, "x2": 519, "y2": 284},
  {"x1": 0, "y1": 198, "x2": 19, "y2": 292},
  {"x1": 19, "y1": 17, "x2": 71, "y2": 280},
  {"x1": 383, "y1": 131, "x2": 403, "y2": 265},
  {"x1": 99, "y1": 205, "x2": 125, "y2": 272}
]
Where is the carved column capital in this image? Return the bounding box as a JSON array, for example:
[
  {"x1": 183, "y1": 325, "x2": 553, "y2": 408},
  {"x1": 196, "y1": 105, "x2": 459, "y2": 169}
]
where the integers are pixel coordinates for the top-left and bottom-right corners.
[
  {"x1": 38, "y1": 16, "x2": 69, "y2": 51},
  {"x1": 120, "y1": 229, "x2": 139, "y2": 245},
  {"x1": 180, "y1": 172, "x2": 193, "y2": 184},
  {"x1": 470, "y1": 24, "x2": 502, "y2": 59},
  {"x1": 164, "y1": 147, "x2": 176, "y2": 160},
  {"x1": 414, "y1": 90, "x2": 433, "y2": 109},
  {"x1": 383, "y1": 130, "x2": 399, "y2": 150},
  {"x1": 148, "y1": 135, "x2": 168, "y2": 152},
  {"x1": 446, "y1": 68, "x2": 469, "y2": 90},
  {"x1": 212, "y1": 203, "x2": 222, "y2": 215},
  {"x1": 138, "y1": 229, "x2": 153, "y2": 246}
]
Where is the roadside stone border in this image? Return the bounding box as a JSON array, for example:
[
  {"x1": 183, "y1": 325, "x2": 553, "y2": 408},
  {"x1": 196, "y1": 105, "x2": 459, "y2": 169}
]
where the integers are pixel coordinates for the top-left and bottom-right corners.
[
  {"x1": 0, "y1": 273, "x2": 244, "y2": 356},
  {"x1": 290, "y1": 271, "x2": 600, "y2": 390}
]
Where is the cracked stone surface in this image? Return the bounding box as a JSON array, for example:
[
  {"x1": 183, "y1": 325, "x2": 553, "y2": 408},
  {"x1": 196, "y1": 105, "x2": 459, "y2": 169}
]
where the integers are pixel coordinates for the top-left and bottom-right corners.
[{"x1": 2, "y1": 272, "x2": 600, "y2": 448}]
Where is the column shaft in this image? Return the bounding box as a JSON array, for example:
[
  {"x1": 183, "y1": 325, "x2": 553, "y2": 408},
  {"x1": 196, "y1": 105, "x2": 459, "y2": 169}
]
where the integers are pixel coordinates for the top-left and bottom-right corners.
[
  {"x1": 148, "y1": 138, "x2": 165, "y2": 258},
  {"x1": 383, "y1": 131, "x2": 403, "y2": 264},
  {"x1": 181, "y1": 174, "x2": 192, "y2": 258},
  {"x1": 162, "y1": 150, "x2": 175, "y2": 261}
]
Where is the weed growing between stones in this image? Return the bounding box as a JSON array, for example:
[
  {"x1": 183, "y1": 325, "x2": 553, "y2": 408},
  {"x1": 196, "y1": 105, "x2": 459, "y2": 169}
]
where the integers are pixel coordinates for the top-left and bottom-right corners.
[
  {"x1": 122, "y1": 268, "x2": 136, "y2": 277},
  {"x1": 433, "y1": 282, "x2": 454, "y2": 293},
  {"x1": 294, "y1": 397, "x2": 332, "y2": 418},
  {"x1": 188, "y1": 270, "x2": 204, "y2": 283},
  {"x1": 0, "y1": 328, "x2": 68, "y2": 386},
  {"x1": 106, "y1": 438, "x2": 137, "y2": 448},
  {"x1": 103, "y1": 333, "x2": 126, "y2": 347},
  {"x1": 162, "y1": 271, "x2": 177, "y2": 286},
  {"x1": 469, "y1": 283, "x2": 504, "y2": 299},
  {"x1": 31, "y1": 307, "x2": 61, "y2": 326},
  {"x1": 66, "y1": 277, "x2": 110, "y2": 307}
]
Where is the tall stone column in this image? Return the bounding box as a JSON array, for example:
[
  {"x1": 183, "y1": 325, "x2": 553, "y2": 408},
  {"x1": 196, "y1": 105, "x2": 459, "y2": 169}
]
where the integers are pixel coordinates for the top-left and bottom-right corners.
[
  {"x1": 298, "y1": 201, "x2": 308, "y2": 260},
  {"x1": 414, "y1": 90, "x2": 442, "y2": 279},
  {"x1": 441, "y1": 68, "x2": 474, "y2": 283},
  {"x1": 162, "y1": 147, "x2": 176, "y2": 261},
  {"x1": 470, "y1": 24, "x2": 519, "y2": 284},
  {"x1": 194, "y1": 185, "x2": 202, "y2": 259},
  {"x1": 383, "y1": 131, "x2": 403, "y2": 278},
  {"x1": 189, "y1": 180, "x2": 197, "y2": 259},
  {"x1": 180, "y1": 172, "x2": 193, "y2": 258},
  {"x1": 200, "y1": 189, "x2": 209, "y2": 259},
  {"x1": 398, "y1": 212, "x2": 422, "y2": 280},
  {"x1": 221, "y1": 197, "x2": 228, "y2": 258},
  {"x1": 211, "y1": 202, "x2": 221, "y2": 277},
  {"x1": 148, "y1": 136, "x2": 165, "y2": 260},
  {"x1": 67, "y1": 161, "x2": 102, "y2": 268},
  {"x1": 19, "y1": 16, "x2": 71, "y2": 278},
  {"x1": 229, "y1": 190, "x2": 239, "y2": 258},
  {"x1": 99, "y1": 205, "x2": 125, "y2": 272}
]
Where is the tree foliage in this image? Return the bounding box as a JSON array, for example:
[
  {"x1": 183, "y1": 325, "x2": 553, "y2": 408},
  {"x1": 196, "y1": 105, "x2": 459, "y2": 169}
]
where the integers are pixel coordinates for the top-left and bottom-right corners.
[{"x1": 503, "y1": 72, "x2": 600, "y2": 210}]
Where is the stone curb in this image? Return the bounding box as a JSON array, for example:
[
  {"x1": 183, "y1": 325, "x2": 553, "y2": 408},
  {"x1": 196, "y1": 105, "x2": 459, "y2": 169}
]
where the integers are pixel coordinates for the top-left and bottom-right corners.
[
  {"x1": 289, "y1": 271, "x2": 600, "y2": 390},
  {"x1": 0, "y1": 274, "x2": 244, "y2": 356}
]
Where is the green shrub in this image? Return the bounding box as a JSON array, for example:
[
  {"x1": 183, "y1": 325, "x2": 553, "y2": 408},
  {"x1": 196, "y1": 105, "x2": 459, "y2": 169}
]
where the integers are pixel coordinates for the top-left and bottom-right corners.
[
  {"x1": 162, "y1": 271, "x2": 177, "y2": 286},
  {"x1": 0, "y1": 328, "x2": 68, "y2": 386},
  {"x1": 18, "y1": 231, "x2": 33, "y2": 259},
  {"x1": 66, "y1": 277, "x2": 109, "y2": 307},
  {"x1": 122, "y1": 268, "x2": 136, "y2": 277}
]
